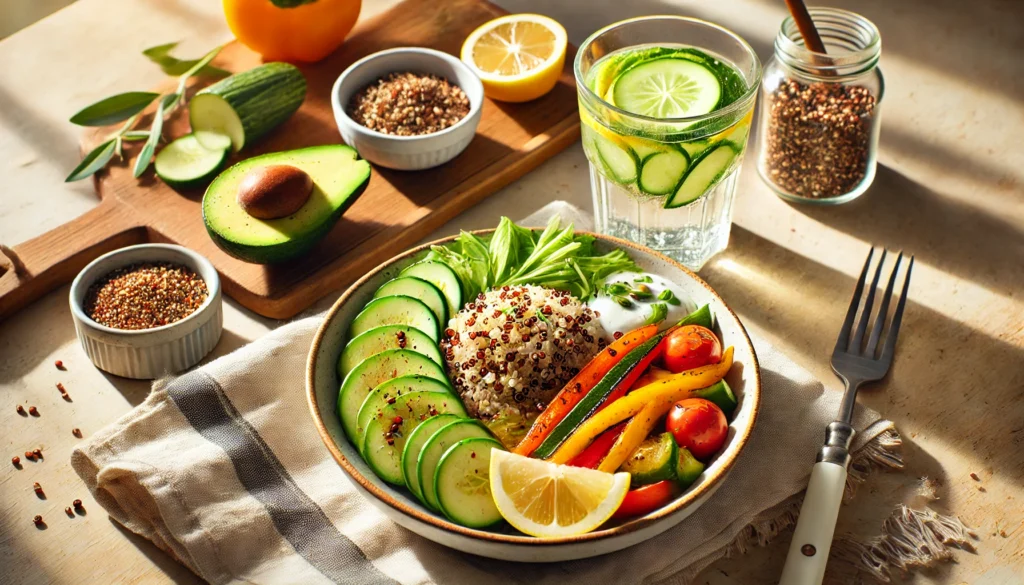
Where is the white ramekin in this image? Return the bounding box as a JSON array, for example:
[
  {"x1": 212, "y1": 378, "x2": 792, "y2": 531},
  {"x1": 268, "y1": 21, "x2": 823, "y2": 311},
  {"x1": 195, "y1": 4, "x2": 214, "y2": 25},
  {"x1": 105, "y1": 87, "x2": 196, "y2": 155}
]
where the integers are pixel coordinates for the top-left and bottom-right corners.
[
  {"x1": 69, "y1": 244, "x2": 223, "y2": 379},
  {"x1": 331, "y1": 47, "x2": 484, "y2": 170}
]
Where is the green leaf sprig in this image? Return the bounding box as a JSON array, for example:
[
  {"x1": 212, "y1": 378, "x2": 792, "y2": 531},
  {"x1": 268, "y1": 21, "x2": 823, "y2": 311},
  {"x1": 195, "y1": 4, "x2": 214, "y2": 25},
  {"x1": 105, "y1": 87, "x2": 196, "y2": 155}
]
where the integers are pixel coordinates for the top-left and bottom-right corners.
[{"x1": 66, "y1": 43, "x2": 225, "y2": 182}]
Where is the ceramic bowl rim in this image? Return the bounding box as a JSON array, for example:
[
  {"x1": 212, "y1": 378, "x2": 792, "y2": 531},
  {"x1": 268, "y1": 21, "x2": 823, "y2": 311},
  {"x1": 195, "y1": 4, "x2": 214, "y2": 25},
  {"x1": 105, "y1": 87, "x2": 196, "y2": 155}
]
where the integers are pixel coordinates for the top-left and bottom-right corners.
[
  {"x1": 69, "y1": 243, "x2": 222, "y2": 337},
  {"x1": 306, "y1": 231, "x2": 761, "y2": 546},
  {"x1": 331, "y1": 47, "x2": 485, "y2": 144}
]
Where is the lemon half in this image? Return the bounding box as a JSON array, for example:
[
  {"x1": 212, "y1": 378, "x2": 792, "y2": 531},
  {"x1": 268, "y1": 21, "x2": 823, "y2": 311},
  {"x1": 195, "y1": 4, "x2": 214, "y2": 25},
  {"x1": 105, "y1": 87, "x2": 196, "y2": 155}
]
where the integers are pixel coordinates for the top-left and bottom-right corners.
[
  {"x1": 489, "y1": 450, "x2": 630, "y2": 537},
  {"x1": 461, "y1": 14, "x2": 567, "y2": 103}
]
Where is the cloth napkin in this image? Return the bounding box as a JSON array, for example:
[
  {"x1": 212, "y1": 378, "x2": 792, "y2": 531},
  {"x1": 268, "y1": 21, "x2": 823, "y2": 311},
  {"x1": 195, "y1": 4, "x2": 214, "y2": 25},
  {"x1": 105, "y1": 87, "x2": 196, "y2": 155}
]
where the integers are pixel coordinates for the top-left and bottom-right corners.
[{"x1": 72, "y1": 204, "x2": 900, "y2": 585}]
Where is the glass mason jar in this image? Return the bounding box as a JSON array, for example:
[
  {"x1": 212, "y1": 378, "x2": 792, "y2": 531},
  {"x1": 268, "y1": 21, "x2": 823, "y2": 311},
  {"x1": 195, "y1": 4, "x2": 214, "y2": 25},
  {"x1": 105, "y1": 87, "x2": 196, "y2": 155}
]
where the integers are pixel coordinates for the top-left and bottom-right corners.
[
  {"x1": 575, "y1": 17, "x2": 761, "y2": 270},
  {"x1": 757, "y1": 8, "x2": 884, "y2": 204}
]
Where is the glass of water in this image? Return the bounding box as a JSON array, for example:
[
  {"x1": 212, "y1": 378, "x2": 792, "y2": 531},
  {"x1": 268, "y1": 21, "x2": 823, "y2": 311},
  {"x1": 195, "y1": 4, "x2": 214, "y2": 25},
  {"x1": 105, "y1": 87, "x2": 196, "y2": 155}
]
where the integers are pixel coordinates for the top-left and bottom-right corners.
[{"x1": 575, "y1": 17, "x2": 761, "y2": 269}]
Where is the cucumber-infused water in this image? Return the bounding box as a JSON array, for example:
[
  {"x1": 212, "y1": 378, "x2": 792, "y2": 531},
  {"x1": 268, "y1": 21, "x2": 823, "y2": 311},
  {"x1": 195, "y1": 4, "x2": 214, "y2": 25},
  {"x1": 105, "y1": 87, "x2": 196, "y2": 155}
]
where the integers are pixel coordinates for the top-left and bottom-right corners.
[{"x1": 576, "y1": 20, "x2": 760, "y2": 269}]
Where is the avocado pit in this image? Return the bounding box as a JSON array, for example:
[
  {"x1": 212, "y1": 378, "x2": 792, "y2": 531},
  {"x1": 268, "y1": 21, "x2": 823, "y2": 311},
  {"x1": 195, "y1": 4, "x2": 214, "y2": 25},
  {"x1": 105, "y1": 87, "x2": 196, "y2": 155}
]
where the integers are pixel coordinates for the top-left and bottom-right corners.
[{"x1": 237, "y1": 164, "x2": 313, "y2": 219}]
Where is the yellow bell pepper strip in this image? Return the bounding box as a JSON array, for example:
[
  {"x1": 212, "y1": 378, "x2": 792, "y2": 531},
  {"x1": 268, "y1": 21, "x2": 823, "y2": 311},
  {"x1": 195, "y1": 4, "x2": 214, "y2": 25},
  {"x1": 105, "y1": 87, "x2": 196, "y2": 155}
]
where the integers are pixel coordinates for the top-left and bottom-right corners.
[
  {"x1": 548, "y1": 346, "x2": 733, "y2": 464},
  {"x1": 223, "y1": 0, "x2": 362, "y2": 63},
  {"x1": 598, "y1": 398, "x2": 670, "y2": 472},
  {"x1": 630, "y1": 366, "x2": 674, "y2": 390}
]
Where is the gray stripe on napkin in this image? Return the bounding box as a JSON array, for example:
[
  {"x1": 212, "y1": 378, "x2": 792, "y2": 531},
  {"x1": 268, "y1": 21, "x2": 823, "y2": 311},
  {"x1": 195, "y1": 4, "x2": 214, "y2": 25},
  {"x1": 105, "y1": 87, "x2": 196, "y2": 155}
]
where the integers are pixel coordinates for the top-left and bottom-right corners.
[{"x1": 167, "y1": 370, "x2": 397, "y2": 585}]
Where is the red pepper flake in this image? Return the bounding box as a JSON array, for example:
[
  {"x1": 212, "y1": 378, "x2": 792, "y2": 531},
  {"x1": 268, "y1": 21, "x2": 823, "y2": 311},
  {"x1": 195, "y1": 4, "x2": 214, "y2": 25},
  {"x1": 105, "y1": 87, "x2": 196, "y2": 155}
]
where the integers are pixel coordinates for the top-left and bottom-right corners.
[
  {"x1": 11, "y1": 456, "x2": 20, "y2": 467},
  {"x1": 32, "y1": 448, "x2": 42, "y2": 459},
  {"x1": 970, "y1": 472, "x2": 980, "y2": 481},
  {"x1": 72, "y1": 428, "x2": 83, "y2": 438},
  {"x1": 55, "y1": 360, "x2": 65, "y2": 370},
  {"x1": 33, "y1": 482, "x2": 44, "y2": 497},
  {"x1": 24, "y1": 451, "x2": 36, "y2": 461},
  {"x1": 56, "y1": 382, "x2": 66, "y2": 393},
  {"x1": 28, "y1": 406, "x2": 39, "y2": 416},
  {"x1": 65, "y1": 507, "x2": 75, "y2": 517},
  {"x1": 16, "y1": 405, "x2": 25, "y2": 415},
  {"x1": 33, "y1": 515, "x2": 44, "y2": 527},
  {"x1": 73, "y1": 499, "x2": 83, "y2": 510}
]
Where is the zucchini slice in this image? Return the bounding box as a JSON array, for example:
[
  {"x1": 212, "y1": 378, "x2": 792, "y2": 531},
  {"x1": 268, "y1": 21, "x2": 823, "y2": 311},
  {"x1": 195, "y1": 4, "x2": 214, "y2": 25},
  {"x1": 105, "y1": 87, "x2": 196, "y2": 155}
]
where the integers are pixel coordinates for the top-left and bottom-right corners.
[
  {"x1": 665, "y1": 144, "x2": 737, "y2": 208},
  {"x1": 339, "y1": 325, "x2": 442, "y2": 381},
  {"x1": 399, "y1": 261, "x2": 463, "y2": 316},
  {"x1": 619, "y1": 432, "x2": 678, "y2": 486},
  {"x1": 374, "y1": 276, "x2": 448, "y2": 326},
  {"x1": 190, "y1": 62, "x2": 306, "y2": 152},
  {"x1": 435, "y1": 438, "x2": 506, "y2": 528},
  {"x1": 402, "y1": 414, "x2": 463, "y2": 505},
  {"x1": 349, "y1": 295, "x2": 440, "y2": 343},
  {"x1": 154, "y1": 134, "x2": 229, "y2": 189},
  {"x1": 638, "y1": 149, "x2": 689, "y2": 196},
  {"x1": 355, "y1": 376, "x2": 454, "y2": 446},
  {"x1": 417, "y1": 419, "x2": 494, "y2": 512},
  {"x1": 675, "y1": 446, "x2": 705, "y2": 489},
  {"x1": 363, "y1": 391, "x2": 467, "y2": 485},
  {"x1": 337, "y1": 349, "x2": 448, "y2": 444}
]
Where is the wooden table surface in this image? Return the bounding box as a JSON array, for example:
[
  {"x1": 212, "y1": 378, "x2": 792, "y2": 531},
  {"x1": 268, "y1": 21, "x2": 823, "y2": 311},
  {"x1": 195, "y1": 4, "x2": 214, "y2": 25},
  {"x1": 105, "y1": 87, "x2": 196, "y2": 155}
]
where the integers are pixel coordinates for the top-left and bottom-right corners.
[{"x1": 1, "y1": 0, "x2": 1021, "y2": 584}]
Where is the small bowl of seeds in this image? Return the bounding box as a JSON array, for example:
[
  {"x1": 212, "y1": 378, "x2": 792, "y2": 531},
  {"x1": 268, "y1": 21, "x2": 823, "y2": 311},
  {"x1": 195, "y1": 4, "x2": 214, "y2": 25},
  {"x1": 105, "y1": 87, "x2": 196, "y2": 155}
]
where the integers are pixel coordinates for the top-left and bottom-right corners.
[
  {"x1": 331, "y1": 47, "x2": 484, "y2": 170},
  {"x1": 69, "y1": 244, "x2": 223, "y2": 379}
]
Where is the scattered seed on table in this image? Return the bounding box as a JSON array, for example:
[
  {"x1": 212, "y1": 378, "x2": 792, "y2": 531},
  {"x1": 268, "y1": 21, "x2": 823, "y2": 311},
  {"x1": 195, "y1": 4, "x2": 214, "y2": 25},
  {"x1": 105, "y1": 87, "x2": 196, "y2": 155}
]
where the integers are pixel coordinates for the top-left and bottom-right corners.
[
  {"x1": 72, "y1": 428, "x2": 82, "y2": 438},
  {"x1": 73, "y1": 499, "x2": 83, "y2": 511},
  {"x1": 347, "y1": 71, "x2": 471, "y2": 136},
  {"x1": 55, "y1": 360, "x2": 65, "y2": 370},
  {"x1": 33, "y1": 515, "x2": 44, "y2": 527},
  {"x1": 33, "y1": 482, "x2": 44, "y2": 497},
  {"x1": 83, "y1": 262, "x2": 208, "y2": 330},
  {"x1": 32, "y1": 449, "x2": 42, "y2": 459},
  {"x1": 28, "y1": 406, "x2": 38, "y2": 416},
  {"x1": 16, "y1": 405, "x2": 25, "y2": 415},
  {"x1": 11, "y1": 456, "x2": 20, "y2": 467},
  {"x1": 24, "y1": 451, "x2": 36, "y2": 461},
  {"x1": 57, "y1": 382, "x2": 66, "y2": 393},
  {"x1": 970, "y1": 472, "x2": 980, "y2": 481},
  {"x1": 65, "y1": 507, "x2": 74, "y2": 517}
]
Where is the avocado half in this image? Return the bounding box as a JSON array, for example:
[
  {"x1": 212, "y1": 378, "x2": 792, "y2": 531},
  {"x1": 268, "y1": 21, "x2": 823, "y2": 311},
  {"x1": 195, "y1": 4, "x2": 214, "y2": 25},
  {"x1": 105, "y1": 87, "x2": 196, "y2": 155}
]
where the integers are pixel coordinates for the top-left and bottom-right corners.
[{"x1": 202, "y1": 145, "x2": 371, "y2": 264}]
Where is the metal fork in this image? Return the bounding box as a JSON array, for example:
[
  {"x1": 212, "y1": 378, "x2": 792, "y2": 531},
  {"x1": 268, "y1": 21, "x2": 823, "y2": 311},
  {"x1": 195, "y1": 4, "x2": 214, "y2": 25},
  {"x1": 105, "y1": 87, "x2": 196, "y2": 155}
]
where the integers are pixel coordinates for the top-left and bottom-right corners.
[{"x1": 779, "y1": 248, "x2": 914, "y2": 585}]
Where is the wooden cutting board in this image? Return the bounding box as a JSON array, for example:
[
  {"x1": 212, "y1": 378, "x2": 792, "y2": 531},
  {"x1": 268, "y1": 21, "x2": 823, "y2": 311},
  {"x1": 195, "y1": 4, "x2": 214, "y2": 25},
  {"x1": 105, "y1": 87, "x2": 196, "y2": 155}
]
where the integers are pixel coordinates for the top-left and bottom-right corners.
[{"x1": 0, "y1": 0, "x2": 580, "y2": 321}]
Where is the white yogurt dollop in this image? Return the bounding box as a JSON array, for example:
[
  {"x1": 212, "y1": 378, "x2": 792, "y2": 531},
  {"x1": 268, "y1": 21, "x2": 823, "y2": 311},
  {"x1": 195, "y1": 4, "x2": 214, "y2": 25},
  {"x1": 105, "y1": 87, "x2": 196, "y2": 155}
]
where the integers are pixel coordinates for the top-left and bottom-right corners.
[{"x1": 587, "y1": 271, "x2": 697, "y2": 338}]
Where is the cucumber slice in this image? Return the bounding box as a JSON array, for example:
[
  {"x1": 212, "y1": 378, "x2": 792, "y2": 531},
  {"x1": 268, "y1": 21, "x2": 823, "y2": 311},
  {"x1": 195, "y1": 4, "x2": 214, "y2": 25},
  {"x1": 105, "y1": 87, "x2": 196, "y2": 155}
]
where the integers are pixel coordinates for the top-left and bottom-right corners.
[
  {"x1": 627, "y1": 139, "x2": 667, "y2": 160},
  {"x1": 362, "y1": 391, "x2": 467, "y2": 485},
  {"x1": 373, "y1": 277, "x2": 448, "y2": 327},
  {"x1": 638, "y1": 149, "x2": 690, "y2": 195},
  {"x1": 154, "y1": 134, "x2": 229, "y2": 189},
  {"x1": 337, "y1": 349, "x2": 448, "y2": 444},
  {"x1": 611, "y1": 58, "x2": 722, "y2": 119},
  {"x1": 190, "y1": 62, "x2": 306, "y2": 152},
  {"x1": 694, "y1": 379, "x2": 737, "y2": 417},
  {"x1": 591, "y1": 132, "x2": 638, "y2": 184},
  {"x1": 665, "y1": 144, "x2": 737, "y2": 209},
  {"x1": 619, "y1": 432, "x2": 678, "y2": 486},
  {"x1": 399, "y1": 261, "x2": 463, "y2": 316},
  {"x1": 417, "y1": 419, "x2": 494, "y2": 512},
  {"x1": 349, "y1": 295, "x2": 439, "y2": 343},
  {"x1": 675, "y1": 446, "x2": 705, "y2": 489},
  {"x1": 402, "y1": 413, "x2": 462, "y2": 505},
  {"x1": 356, "y1": 376, "x2": 454, "y2": 445},
  {"x1": 678, "y1": 304, "x2": 714, "y2": 329},
  {"x1": 338, "y1": 325, "x2": 442, "y2": 381},
  {"x1": 435, "y1": 438, "x2": 505, "y2": 528},
  {"x1": 678, "y1": 140, "x2": 709, "y2": 159}
]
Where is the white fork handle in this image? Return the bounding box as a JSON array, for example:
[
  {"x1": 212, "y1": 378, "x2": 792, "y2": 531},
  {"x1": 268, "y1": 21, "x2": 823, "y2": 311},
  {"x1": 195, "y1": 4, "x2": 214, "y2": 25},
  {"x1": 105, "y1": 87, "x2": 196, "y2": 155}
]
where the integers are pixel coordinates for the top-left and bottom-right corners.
[{"x1": 779, "y1": 462, "x2": 848, "y2": 585}]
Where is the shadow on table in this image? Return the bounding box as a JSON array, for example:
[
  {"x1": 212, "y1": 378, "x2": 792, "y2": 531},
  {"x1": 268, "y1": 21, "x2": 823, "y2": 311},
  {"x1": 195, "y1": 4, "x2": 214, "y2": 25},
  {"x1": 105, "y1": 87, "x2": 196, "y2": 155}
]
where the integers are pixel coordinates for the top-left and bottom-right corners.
[
  {"x1": 791, "y1": 163, "x2": 1024, "y2": 297},
  {"x1": 701, "y1": 225, "x2": 1024, "y2": 490}
]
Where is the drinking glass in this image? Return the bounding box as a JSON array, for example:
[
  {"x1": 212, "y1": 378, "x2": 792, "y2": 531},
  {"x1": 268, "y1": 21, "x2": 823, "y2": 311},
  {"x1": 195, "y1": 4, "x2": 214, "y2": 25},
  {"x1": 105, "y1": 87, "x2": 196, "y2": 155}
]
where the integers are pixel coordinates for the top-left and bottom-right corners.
[{"x1": 575, "y1": 17, "x2": 761, "y2": 269}]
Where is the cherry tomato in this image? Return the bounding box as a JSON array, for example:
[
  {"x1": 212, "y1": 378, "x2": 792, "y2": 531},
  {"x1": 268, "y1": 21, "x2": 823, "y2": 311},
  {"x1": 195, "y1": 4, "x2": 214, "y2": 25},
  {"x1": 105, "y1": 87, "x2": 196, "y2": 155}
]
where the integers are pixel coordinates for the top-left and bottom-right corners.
[
  {"x1": 662, "y1": 325, "x2": 722, "y2": 373},
  {"x1": 666, "y1": 398, "x2": 727, "y2": 461},
  {"x1": 612, "y1": 480, "x2": 677, "y2": 519}
]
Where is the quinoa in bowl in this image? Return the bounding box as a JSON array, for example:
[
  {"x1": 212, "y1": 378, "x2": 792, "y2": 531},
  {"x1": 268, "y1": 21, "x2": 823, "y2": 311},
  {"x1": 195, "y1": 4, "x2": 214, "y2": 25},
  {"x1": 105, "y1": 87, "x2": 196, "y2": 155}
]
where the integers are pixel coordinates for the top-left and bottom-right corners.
[{"x1": 441, "y1": 285, "x2": 607, "y2": 431}]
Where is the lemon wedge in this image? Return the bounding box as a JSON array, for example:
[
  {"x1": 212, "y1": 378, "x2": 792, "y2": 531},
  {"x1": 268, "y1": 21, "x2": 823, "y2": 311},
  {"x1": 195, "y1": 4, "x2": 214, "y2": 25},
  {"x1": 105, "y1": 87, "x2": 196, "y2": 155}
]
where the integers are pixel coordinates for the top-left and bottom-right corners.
[
  {"x1": 489, "y1": 450, "x2": 630, "y2": 537},
  {"x1": 461, "y1": 14, "x2": 567, "y2": 103}
]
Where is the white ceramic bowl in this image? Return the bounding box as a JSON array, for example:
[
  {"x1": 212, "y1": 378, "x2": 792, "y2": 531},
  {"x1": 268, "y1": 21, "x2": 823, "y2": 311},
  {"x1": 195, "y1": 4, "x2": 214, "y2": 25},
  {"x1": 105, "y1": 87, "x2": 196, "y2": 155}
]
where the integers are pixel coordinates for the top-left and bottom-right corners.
[
  {"x1": 69, "y1": 244, "x2": 223, "y2": 379},
  {"x1": 306, "y1": 232, "x2": 761, "y2": 562},
  {"x1": 331, "y1": 47, "x2": 484, "y2": 170}
]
